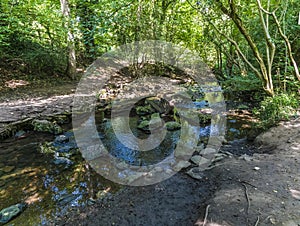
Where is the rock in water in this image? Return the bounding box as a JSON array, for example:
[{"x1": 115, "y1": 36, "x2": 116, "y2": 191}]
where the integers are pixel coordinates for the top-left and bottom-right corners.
[
  {"x1": 53, "y1": 156, "x2": 73, "y2": 167},
  {"x1": 187, "y1": 167, "x2": 205, "y2": 180},
  {"x1": 32, "y1": 119, "x2": 63, "y2": 134},
  {"x1": 14, "y1": 130, "x2": 26, "y2": 139},
  {"x1": 149, "y1": 113, "x2": 163, "y2": 130},
  {"x1": 54, "y1": 134, "x2": 69, "y2": 143},
  {"x1": 58, "y1": 194, "x2": 80, "y2": 206},
  {"x1": 164, "y1": 121, "x2": 181, "y2": 131},
  {"x1": 137, "y1": 120, "x2": 150, "y2": 131},
  {"x1": 146, "y1": 97, "x2": 171, "y2": 114},
  {"x1": 0, "y1": 203, "x2": 27, "y2": 224}
]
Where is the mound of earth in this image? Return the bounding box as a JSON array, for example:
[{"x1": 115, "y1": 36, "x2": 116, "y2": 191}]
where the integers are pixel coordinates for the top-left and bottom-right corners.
[{"x1": 198, "y1": 118, "x2": 300, "y2": 225}]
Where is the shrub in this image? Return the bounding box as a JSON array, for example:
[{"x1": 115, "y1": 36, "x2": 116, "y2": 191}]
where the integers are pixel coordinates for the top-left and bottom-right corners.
[
  {"x1": 221, "y1": 74, "x2": 262, "y2": 92},
  {"x1": 5, "y1": 36, "x2": 67, "y2": 76},
  {"x1": 253, "y1": 93, "x2": 299, "y2": 128}
]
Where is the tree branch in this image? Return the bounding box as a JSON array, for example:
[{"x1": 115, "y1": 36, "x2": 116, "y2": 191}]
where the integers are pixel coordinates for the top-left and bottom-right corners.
[
  {"x1": 256, "y1": 1, "x2": 300, "y2": 81},
  {"x1": 209, "y1": 21, "x2": 262, "y2": 80}
]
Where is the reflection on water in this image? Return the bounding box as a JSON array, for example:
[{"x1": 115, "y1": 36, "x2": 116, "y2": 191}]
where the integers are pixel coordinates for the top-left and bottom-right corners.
[
  {"x1": 96, "y1": 115, "x2": 215, "y2": 166},
  {"x1": 0, "y1": 107, "x2": 252, "y2": 225},
  {"x1": 0, "y1": 132, "x2": 119, "y2": 225},
  {"x1": 97, "y1": 116, "x2": 180, "y2": 166}
]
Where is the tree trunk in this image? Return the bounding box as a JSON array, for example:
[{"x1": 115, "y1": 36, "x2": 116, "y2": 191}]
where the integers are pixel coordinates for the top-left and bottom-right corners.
[
  {"x1": 60, "y1": 0, "x2": 76, "y2": 80},
  {"x1": 257, "y1": 0, "x2": 300, "y2": 82},
  {"x1": 214, "y1": 0, "x2": 274, "y2": 96}
]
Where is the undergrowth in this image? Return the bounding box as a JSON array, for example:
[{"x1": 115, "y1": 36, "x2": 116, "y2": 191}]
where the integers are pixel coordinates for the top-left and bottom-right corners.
[{"x1": 253, "y1": 92, "x2": 299, "y2": 128}]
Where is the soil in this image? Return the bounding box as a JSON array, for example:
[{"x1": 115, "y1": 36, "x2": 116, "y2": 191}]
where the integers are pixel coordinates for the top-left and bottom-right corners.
[{"x1": 1, "y1": 78, "x2": 300, "y2": 226}]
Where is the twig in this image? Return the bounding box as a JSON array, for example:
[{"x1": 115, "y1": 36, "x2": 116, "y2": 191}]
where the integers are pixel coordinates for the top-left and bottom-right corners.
[
  {"x1": 240, "y1": 180, "x2": 257, "y2": 189},
  {"x1": 254, "y1": 216, "x2": 260, "y2": 226},
  {"x1": 242, "y1": 183, "x2": 250, "y2": 214},
  {"x1": 203, "y1": 204, "x2": 210, "y2": 226}
]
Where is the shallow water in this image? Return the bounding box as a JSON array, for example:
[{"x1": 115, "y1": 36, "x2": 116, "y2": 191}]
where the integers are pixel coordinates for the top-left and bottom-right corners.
[
  {"x1": 0, "y1": 131, "x2": 120, "y2": 225},
  {"x1": 0, "y1": 109, "x2": 252, "y2": 225}
]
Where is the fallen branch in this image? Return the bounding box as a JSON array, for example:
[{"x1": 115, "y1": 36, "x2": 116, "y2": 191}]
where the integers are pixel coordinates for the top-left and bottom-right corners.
[{"x1": 242, "y1": 183, "x2": 250, "y2": 214}]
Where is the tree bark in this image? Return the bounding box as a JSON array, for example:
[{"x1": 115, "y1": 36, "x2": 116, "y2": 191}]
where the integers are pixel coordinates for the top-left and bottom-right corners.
[{"x1": 60, "y1": 0, "x2": 76, "y2": 80}]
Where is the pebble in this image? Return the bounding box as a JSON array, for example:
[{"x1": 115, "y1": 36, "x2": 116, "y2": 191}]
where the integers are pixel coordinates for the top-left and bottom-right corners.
[{"x1": 54, "y1": 135, "x2": 69, "y2": 143}]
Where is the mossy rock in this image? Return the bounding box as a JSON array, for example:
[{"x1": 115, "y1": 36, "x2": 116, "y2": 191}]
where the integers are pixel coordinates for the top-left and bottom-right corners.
[
  {"x1": 32, "y1": 119, "x2": 63, "y2": 134},
  {"x1": 137, "y1": 120, "x2": 150, "y2": 131},
  {"x1": 198, "y1": 113, "x2": 212, "y2": 123},
  {"x1": 165, "y1": 121, "x2": 181, "y2": 131},
  {"x1": 135, "y1": 105, "x2": 155, "y2": 116},
  {"x1": 137, "y1": 113, "x2": 163, "y2": 131},
  {"x1": 38, "y1": 142, "x2": 57, "y2": 154},
  {"x1": 145, "y1": 97, "x2": 171, "y2": 114},
  {"x1": 149, "y1": 113, "x2": 163, "y2": 129}
]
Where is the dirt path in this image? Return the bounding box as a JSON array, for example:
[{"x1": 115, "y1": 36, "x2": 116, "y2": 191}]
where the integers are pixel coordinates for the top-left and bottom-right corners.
[{"x1": 0, "y1": 82, "x2": 78, "y2": 137}]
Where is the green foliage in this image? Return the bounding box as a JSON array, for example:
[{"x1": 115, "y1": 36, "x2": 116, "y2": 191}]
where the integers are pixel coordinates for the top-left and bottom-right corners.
[
  {"x1": 254, "y1": 93, "x2": 299, "y2": 127},
  {"x1": 221, "y1": 74, "x2": 262, "y2": 92},
  {"x1": 9, "y1": 38, "x2": 67, "y2": 76},
  {"x1": 39, "y1": 142, "x2": 57, "y2": 154},
  {"x1": 0, "y1": 0, "x2": 68, "y2": 76},
  {"x1": 0, "y1": 0, "x2": 300, "y2": 90}
]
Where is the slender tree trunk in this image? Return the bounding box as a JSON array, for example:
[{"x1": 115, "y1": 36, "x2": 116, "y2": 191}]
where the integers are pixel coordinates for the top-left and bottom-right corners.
[
  {"x1": 257, "y1": 0, "x2": 300, "y2": 82},
  {"x1": 60, "y1": 0, "x2": 76, "y2": 80},
  {"x1": 213, "y1": 0, "x2": 274, "y2": 96}
]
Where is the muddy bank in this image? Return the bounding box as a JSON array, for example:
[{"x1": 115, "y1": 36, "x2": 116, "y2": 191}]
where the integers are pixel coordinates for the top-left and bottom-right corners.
[
  {"x1": 203, "y1": 118, "x2": 300, "y2": 225},
  {"x1": 52, "y1": 172, "x2": 217, "y2": 226}
]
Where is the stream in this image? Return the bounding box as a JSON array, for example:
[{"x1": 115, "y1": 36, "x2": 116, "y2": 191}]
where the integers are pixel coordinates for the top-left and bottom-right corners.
[{"x1": 0, "y1": 101, "x2": 255, "y2": 225}]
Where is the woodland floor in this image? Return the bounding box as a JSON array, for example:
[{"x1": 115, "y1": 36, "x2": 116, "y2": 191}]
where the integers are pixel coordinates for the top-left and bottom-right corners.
[{"x1": 0, "y1": 75, "x2": 300, "y2": 226}]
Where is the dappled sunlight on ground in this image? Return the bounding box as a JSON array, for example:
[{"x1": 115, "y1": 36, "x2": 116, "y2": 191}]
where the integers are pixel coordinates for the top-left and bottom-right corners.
[
  {"x1": 4, "y1": 79, "x2": 29, "y2": 89},
  {"x1": 25, "y1": 193, "x2": 42, "y2": 205},
  {"x1": 290, "y1": 189, "x2": 300, "y2": 200}
]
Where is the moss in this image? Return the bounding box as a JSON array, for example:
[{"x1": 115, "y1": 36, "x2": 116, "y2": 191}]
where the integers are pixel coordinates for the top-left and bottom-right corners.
[
  {"x1": 135, "y1": 105, "x2": 154, "y2": 116},
  {"x1": 165, "y1": 121, "x2": 181, "y2": 131}
]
